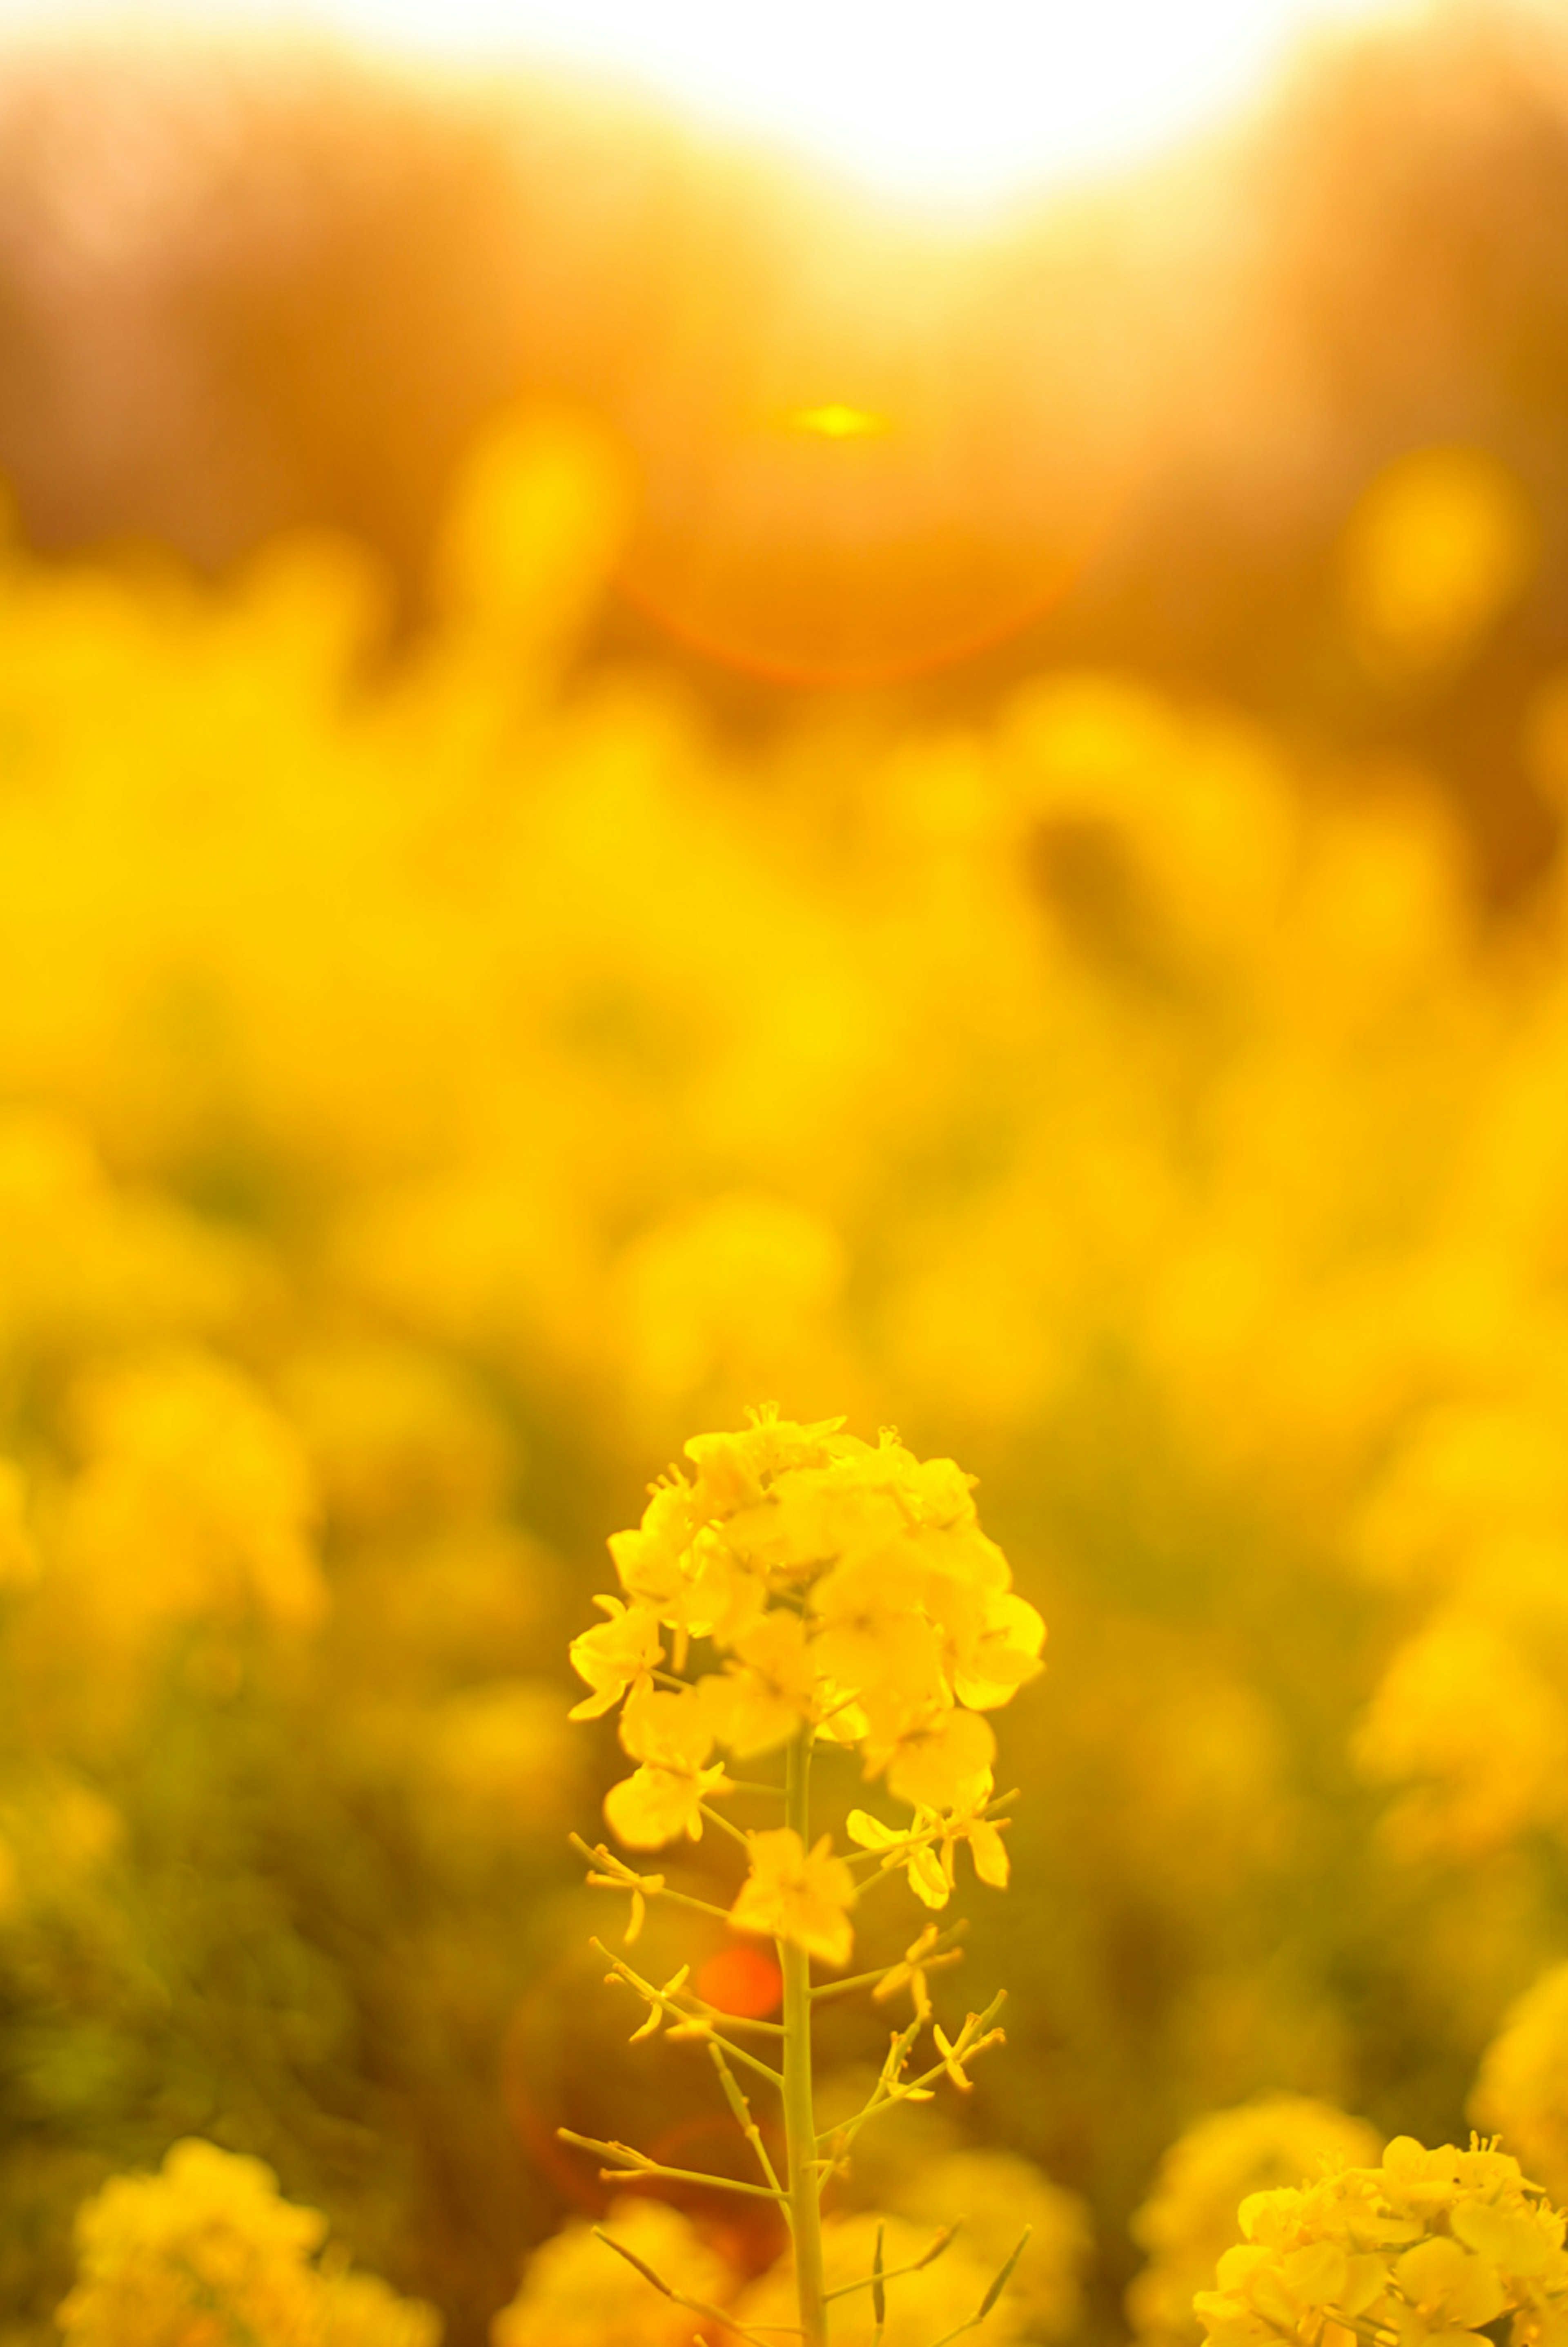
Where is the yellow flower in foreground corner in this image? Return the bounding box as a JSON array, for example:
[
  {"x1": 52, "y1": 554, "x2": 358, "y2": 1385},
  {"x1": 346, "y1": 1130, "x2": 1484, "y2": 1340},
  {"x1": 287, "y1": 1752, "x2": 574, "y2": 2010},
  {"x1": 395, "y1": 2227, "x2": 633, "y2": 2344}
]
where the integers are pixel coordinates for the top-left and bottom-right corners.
[
  {"x1": 731, "y1": 1826, "x2": 856, "y2": 1967},
  {"x1": 56, "y1": 2137, "x2": 439, "y2": 2347},
  {"x1": 1194, "y1": 2135, "x2": 1568, "y2": 2347}
]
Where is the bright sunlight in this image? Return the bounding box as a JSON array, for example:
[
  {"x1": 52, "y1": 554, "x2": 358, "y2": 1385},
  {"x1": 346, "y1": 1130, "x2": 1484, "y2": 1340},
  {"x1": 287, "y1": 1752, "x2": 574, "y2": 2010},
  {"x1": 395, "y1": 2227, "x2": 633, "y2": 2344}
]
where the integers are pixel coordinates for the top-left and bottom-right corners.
[{"x1": 0, "y1": 0, "x2": 1422, "y2": 207}]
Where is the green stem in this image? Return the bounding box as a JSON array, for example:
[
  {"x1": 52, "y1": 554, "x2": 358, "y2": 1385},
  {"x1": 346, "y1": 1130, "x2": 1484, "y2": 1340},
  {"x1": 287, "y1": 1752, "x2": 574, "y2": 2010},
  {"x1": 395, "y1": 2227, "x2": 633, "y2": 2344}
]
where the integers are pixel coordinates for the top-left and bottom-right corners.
[{"x1": 782, "y1": 1731, "x2": 830, "y2": 2347}]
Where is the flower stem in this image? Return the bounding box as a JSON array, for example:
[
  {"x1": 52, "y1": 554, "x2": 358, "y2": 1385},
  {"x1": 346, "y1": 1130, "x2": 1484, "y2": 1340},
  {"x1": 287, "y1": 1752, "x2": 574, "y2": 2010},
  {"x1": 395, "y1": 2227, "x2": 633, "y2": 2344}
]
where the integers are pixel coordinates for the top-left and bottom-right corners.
[{"x1": 782, "y1": 1730, "x2": 829, "y2": 2347}]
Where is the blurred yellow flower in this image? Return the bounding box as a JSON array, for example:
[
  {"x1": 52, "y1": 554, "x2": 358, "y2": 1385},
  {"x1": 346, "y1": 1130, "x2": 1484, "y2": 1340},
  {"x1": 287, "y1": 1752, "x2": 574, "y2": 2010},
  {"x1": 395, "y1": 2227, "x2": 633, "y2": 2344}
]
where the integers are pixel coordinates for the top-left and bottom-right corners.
[
  {"x1": 1195, "y1": 2137, "x2": 1568, "y2": 2347},
  {"x1": 698, "y1": 1607, "x2": 816, "y2": 1756},
  {"x1": 492, "y1": 2197, "x2": 735, "y2": 2347},
  {"x1": 874, "y1": 1702, "x2": 997, "y2": 1812},
  {"x1": 1129, "y1": 2097, "x2": 1383, "y2": 2347},
  {"x1": 1472, "y1": 1965, "x2": 1568, "y2": 2207},
  {"x1": 568, "y1": 1595, "x2": 664, "y2": 1720},
  {"x1": 1342, "y1": 446, "x2": 1537, "y2": 681},
  {"x1": 730, "y1": 1825, "x2": 857, "y2": 1966},
  {"x1": 57, "y1": 2138, "x2": 439, "y2": 2347},
  {"x1": 64, "y1": 1349, "x2": 324, "y2": 1636},
  {"x1": 0, "y1": 1457, "x2": 37, "y2": 1590}
]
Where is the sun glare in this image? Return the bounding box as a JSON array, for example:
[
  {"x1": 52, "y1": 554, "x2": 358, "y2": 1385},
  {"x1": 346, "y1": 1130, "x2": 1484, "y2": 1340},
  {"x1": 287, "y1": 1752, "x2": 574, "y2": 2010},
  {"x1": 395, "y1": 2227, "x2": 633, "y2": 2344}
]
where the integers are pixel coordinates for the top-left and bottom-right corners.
[
  {"x1": 786, "y1": 407, "x2": 890, "y2": 440},
  {"x1": 0, "y1": 0, "x2": 1424, "y2": 210}
]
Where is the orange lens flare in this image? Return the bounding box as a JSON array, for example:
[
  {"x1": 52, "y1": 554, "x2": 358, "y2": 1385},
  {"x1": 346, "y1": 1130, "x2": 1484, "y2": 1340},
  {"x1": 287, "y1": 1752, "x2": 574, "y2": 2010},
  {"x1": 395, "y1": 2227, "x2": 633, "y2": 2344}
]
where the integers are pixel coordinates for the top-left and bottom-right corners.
[
  {"x1": 617, "y1": 392, "x2": 1136, "y2": 687},
  {"x1": 695, "y1": 1945, "x2": 783, "y2": 2020}
]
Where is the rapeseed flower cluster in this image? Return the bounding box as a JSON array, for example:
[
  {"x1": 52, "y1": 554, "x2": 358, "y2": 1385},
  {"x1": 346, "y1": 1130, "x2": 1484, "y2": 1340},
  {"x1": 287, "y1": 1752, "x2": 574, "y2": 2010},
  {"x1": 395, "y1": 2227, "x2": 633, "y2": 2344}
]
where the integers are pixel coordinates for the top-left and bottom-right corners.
[
  {"x1": 562, "y1": 1414, "x2": 1040, "y2": 2347},
  {"x1": 572, "y1": 1408, "x2": 1040, "y2": 1963},
  {"x1": 58, "y1": 2138, "x2": 438, "y2": 2347},
  {"x1": 1129, "y1": 2098, "x2": 1383, "y2": 2347},
  {"x1": 1195, "y1": 2138, "x2": 1568, "y2": 2347}
]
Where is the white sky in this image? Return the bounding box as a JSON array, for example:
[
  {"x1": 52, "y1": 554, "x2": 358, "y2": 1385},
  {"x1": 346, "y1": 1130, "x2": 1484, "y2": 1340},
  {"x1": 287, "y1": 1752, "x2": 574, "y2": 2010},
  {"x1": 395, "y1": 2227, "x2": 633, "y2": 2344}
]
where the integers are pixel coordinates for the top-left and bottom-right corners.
[{"x1": 0, "y1": 0, "x2": 1445, "y2": 210}]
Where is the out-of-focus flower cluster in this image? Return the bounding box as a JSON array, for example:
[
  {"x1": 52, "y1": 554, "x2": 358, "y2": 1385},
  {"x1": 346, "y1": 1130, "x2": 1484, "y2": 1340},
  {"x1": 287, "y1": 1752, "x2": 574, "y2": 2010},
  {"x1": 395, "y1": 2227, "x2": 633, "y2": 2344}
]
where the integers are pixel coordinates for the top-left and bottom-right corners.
[
  {"x1": 1472, "y1": 1969, "x2": 1568, "y2": 2210},
  {"x1": 492, "y1": 2149, "x2": 1088, "y2": 2347},
  {"x1": 58, "y1": 2138, "x2": 439, "y2": 2347},
  {"x1": 1, "y1": 406, "x2": 1567, "y2": 2347},
  {"x1": 1129, "y1": 2098, "x2": 1383, "y2": 2347},
  {"x1": 1195, "y1": 2137, "x2": 1568, "y2": 2347}
]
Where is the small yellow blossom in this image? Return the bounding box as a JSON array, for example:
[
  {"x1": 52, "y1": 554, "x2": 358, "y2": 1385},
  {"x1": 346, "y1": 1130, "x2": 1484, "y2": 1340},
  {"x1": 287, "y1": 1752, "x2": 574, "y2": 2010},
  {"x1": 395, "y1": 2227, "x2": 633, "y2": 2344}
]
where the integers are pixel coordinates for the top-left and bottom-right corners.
[
  {"x1": 625, "y1": 1963, "x2": 692, "y2": 2043},
  {"x1": 872, "y1": 1923, "x2": 944, "y2": 2019},
  {"x1": 946, "y1": 1589, "x2": 1048, "y2": 1710},
  {"x1": 873, "y1": 1702, "x2": 998, "y2": 1812},
  {"x1": 699, "y1": 1608, "x2": 816, "y2": 1756},
  {"x1": 939, "y1": 1781, "x2": 1013, "y2": 1890},
  {"x1": 577, "y1": 1841, "x2": 666, "y2": 1944},
  {"x1": 610, "y1": 1476, "x2": 760, "y2": 1642},
  {"x1": 604, "y1": 1684, "x2": 731, "y2": 1847},
  {"x1": 604, "y1": 1761, "x2": 731, "y2": 1849},
  {"x1": 929, "y1": 2018, "x2": 981, "y2": 2093},
  {"x1": 809, "y1": 1554, "x2": 947, "y2": 1708},
  {"x1": 846, "y1": 1806, "x2": 951, "y2": 1908},
  {"x1": 568, "y1": 1595, "x2": 664, "y2": 1720},
  {"x1": 618, "y1": 1682, "x2": 713, "y2": 1766},
  {"x1": 730, "y1": 1826, "x2": 857, "y2": 1967}
]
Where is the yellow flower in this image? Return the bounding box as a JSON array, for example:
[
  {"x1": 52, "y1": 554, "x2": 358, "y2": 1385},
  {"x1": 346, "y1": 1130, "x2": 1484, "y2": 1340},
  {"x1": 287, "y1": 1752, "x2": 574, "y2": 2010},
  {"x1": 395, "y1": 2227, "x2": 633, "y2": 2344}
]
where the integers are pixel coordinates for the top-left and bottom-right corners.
[
  {"x1": 568, "y1": 1595, "x2": 664, "y2": 1720},
  {"x1": 848, "y1": 1779, "x2": 1010, "y2": 1904},
  {"x1": 871, "y1": 1702, "x2": 998, "y2": 1812},
  {"x1": 685, "y1": 1408, "x2": 847, "y2": 1506},
  {"x1": 1129, "y1": 2095, "x2": 1380, "y2": 2347},
  {"x1": 1394, "y1": 2235, "x2": 1507, "y2": 2343},
  {"x1": 1472, "y1": 1962, "x2": 1568, "y2": 2204},
  {"x1": 604, "y1": 1684, "x2": 731, "y2": 1848},
  {"x1": 609, "y1": 1476, "x2": 702, "y2": 1580},
  {"x1": 493, "y1": 2196, "x2": 737, "y2": 2347},
  {"x1": 872, "y1": 1923, "x2": 944, "y2": 2018},
  {"x1": 57, "y1": 2138, "x2": 439, "y2": 2347},
  {"x1": 946, "y1": 1589, "x2": 1048, "y2": 1710},
  {"x1": 730, "y1": 1826, "x2": 856, "y2": 1967},
  {"x1": 608, "y1": 1479, "x2": 719, "y2": 1631},
  {"x1": 933, "y1": 2021, "x2": 977, "y2": 2091},
  {"x1": 808, "y1": 1553, "x2": 947, "y2": 1709},
  {"x1": 937, "y1": 1779, "x2": 1012, "y2": 1889},
  {"x1": 845, "y1": 1806, "x2": 951, "y2": 1907},
  {"x1": 699, "y1": 1609, "x2": 816, "y2": 1756},
  {"x1": 320, "y1": 2267, "x2": 445, "y2": 2347},
  {"x1": 1194, "y1": 2136, "x2": 1568, "y2": 2347},
  {"x1": 65, "y1": 1350, "x2": 325, "y2": 1636},
  {"x1": 604, "y1": 1763, "x2": 730, "y2": 1849},
  {"x1": 618, "y1": 1682, "x2": 713, "y2": 1766}
]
